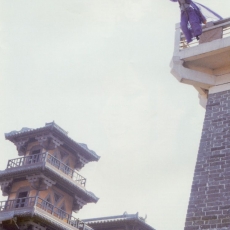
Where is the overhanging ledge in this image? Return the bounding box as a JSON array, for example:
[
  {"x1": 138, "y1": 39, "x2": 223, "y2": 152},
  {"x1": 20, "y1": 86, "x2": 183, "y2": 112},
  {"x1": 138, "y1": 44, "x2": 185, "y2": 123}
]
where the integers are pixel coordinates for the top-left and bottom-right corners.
[{"x1": 170, "y1": 17, "x2": 230, "y2": 108}]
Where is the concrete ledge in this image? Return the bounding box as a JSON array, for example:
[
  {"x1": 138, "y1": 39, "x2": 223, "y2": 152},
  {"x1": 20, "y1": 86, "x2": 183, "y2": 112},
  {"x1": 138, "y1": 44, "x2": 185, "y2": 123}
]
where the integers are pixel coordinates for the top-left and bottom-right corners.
[{"x1": 209, "y1": 83, "x2": 230, "y2": 94}]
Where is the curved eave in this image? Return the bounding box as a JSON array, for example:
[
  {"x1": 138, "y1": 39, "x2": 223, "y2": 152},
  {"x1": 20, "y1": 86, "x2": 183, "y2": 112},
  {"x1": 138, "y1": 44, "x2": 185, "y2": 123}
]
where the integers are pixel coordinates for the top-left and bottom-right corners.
[
  {"x1": 85, "y1": 218, "x2": 155, "y2": 230},
  {"x1": 0, "y1": 166, "x2": 99, "y2": 203},
  {"x1": 5, "y1": 125, "x2": 100, "y2": 162}
]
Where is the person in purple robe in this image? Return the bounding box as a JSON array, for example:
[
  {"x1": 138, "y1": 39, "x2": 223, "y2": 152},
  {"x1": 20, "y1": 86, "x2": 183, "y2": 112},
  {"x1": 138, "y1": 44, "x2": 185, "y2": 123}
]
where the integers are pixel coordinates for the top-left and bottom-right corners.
[{"x1": 171, "y1": 0, "x2": 223, "y2": 44}]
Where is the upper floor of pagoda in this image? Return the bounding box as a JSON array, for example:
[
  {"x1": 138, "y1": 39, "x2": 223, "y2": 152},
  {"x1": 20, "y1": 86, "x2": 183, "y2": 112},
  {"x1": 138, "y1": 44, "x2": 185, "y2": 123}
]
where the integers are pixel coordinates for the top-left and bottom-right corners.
[{"x1": 5, "y1": 122, "x2": 100, "y2": 170}]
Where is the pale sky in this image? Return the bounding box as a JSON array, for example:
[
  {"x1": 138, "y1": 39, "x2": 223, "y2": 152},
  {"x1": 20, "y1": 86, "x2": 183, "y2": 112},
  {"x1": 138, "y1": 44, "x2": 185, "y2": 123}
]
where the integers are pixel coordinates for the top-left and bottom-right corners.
[{"x1": 0, "y1": 1, "x2": 229, "y2": 230}]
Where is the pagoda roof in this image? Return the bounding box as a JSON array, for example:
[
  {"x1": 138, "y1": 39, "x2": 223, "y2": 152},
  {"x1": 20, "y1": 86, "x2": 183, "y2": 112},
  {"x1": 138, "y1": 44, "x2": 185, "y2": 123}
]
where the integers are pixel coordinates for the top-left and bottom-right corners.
[
  {"x1": 83, "y1": 212, "x2": 156, "y2": 230},
  {"x1": 5, "y1": 122, "x2": 100, "y2": 162}
]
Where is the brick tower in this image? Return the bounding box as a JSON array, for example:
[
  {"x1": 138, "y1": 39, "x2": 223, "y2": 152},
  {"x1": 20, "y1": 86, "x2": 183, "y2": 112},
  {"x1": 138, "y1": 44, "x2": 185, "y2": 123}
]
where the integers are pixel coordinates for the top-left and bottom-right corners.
[
  {"x1": 171, "y1": 19, "x2": 230, "y2": 229},
  {"x1": 0, "y1": 122, "x2": 100, "y2": 230}
]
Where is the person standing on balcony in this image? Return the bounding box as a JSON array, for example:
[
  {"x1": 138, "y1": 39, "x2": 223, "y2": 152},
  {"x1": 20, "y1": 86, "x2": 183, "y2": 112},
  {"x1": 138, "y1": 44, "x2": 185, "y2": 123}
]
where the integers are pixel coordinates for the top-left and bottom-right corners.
[
  {"x1": 171, "y1": 0, "x2": 206, "y2": 43},
  {"x1": 170, "y1": 0, "x2": 223, "y2": 43}
]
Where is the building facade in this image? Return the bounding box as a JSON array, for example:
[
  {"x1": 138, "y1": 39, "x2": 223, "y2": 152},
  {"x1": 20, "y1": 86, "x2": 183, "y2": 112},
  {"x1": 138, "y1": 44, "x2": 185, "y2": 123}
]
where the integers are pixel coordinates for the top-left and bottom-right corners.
[{"x1": 0, "y1": 122, "x2": 100, "y2": 230}]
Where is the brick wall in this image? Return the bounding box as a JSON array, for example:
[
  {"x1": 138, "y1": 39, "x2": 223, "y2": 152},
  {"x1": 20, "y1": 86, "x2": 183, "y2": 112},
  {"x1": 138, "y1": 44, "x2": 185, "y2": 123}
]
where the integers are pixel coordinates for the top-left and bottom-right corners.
[{"x1": 185, "y1": 90, "x2": 230, "y2": 230}]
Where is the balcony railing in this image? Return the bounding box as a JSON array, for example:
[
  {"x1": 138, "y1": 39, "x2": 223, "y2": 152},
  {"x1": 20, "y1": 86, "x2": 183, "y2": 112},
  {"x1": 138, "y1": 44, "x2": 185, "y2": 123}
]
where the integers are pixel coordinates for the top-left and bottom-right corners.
[
  {"x1": 175, "y1": 17, "x2": 230, "y2": 51},
  {"x1": 0, "y1": 196, "x2": 86, "y2": 230},
  {"x1": 7, "y1": 153, "x2": 86, "y2": 187}
]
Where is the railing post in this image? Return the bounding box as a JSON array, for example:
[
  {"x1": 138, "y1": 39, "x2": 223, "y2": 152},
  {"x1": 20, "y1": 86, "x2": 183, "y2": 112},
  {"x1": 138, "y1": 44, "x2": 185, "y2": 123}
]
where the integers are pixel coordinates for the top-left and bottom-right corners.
[
  {"x1": 7, "y1": 160, "x2": 10, "y2": 168},
  {"x1": 45, "y1": 152, "x2": 48, "y2": 161},
  {"x1": 35, "y1": 196, "x2": 38, "y2": 207},
  {"x1": 83, "y1": 178, "x2": 86, "y2": 187},
  {"x1": 173, "y1": 22, "x2": 181, "y2": 56},
  {"x1": 43, "y1": 152, "x2": 48, "y2": 169}
]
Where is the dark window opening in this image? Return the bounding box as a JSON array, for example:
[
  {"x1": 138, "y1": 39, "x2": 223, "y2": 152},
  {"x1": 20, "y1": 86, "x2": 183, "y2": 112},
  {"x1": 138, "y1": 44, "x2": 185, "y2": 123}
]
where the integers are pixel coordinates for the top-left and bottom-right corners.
[
  {"x1": 32, "y1": 149, "x2": 41, "y2": 155},
  {"x1": 15, "y1": 191, "x2": 28, "y2": 208},
  {"x1": 28, "y1": 148, "x2": 42, "y2": 164}
]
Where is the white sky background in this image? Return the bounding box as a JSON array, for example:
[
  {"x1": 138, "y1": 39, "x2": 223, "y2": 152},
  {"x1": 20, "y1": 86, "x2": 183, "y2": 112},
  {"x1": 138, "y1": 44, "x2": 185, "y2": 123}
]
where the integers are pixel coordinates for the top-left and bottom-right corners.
[{"x1": 0, "y1": 1, "x2": 229, "y2": 229}]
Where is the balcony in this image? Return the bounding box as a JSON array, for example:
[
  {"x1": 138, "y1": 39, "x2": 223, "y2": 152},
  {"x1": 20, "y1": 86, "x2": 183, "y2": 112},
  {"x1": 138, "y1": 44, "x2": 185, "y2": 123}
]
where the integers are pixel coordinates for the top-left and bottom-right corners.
[
  {"x1": 178, "y1": 18, "x2": 230, "y2": 50},
  {"x1": 170, "y1": 17, "x2": 230, "y2": 107},
  {"x1": 0, "y1": 196, "x2": 90, "y2": 230},
  {"x1": 6, "y1": 152, "x2": 86, "y2": 187}
]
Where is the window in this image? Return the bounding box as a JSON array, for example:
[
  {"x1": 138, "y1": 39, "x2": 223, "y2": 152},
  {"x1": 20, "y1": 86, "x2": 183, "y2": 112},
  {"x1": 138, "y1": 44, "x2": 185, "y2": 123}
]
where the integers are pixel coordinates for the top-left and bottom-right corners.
[
  {"x1": 15, "y1": 191, "x2": 28, "y2": 208},
  {"x1": 28, "y1": 145, "x2": 42, "y2": 164},
  {"x1": 32, "y1": 149, "x2": 41, "y2": 154}
]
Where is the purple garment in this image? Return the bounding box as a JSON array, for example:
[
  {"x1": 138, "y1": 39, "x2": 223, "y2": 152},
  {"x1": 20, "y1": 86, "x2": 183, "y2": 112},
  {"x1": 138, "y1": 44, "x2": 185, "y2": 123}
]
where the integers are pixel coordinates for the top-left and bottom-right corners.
[
  {"x1": 181, "y1": 7, "x2": 202, "y2": 43},
  {"x1": 170, "y1": 0, "x2": 223, "y2": 43}
]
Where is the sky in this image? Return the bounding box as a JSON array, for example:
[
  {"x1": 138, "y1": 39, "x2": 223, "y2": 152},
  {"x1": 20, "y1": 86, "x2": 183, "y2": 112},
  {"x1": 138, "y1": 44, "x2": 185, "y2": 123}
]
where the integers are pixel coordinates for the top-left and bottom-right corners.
[{"x1": 0, "y1": 1, "x2": 229, "y2": 230}]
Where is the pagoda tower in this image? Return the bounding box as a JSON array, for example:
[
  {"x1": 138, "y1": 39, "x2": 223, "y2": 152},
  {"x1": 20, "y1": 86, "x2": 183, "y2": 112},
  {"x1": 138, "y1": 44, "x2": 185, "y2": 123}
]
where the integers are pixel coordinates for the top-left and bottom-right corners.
[
  {"x1": 171, "y1": 18, "x2": 230, "y2": 229},
  {"x1": 0, "y1": 122, "x2": 100, "y2": 230}
]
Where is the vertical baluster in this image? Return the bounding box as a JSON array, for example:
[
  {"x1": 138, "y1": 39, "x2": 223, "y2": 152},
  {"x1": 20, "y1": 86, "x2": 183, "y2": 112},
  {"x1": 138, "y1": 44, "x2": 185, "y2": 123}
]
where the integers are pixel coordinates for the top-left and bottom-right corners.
[
  {"x1": 45, "y1": 152, "x2": 47, "y2": 162},
  {"x1": 36, "y1": 196, "x2": 40, "y2": 209},
  {"x1": 84, "y1": 178, "x2": 86, "y2": 186}
]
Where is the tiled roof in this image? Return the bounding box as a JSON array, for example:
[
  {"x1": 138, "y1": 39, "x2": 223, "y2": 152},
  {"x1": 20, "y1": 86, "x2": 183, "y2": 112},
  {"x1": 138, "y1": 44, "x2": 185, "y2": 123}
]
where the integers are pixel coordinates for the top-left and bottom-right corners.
[
  {"x1": 5, "y1": 122, "x2": 100, "y2": 161},
  {"x1": 83, "y1": 213, "x2": 156, "y2": 230}
]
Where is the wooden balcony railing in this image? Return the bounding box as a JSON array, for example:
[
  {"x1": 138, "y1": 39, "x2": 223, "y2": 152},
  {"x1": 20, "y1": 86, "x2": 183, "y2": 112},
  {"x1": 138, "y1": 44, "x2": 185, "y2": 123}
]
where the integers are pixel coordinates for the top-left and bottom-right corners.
[
  {"x1": 7, "y1": 153, "x2": 86, "y2": 187},
  {"x1": 0, "y1": 196, "x2": 86, "y2": 230}
]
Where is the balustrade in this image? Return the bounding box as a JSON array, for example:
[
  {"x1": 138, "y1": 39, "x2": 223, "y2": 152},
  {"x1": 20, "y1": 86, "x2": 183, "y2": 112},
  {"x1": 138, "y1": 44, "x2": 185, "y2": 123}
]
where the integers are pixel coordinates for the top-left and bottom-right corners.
[
  {"x1": 0, "y1": 196, "x2": 86, "y2": 230},
  {"x1": 7, "y1": 153, "x2": 86, "y2": 187},
  {"x1": 176, "y1": 17, "x2": 230, "y2": 50}
]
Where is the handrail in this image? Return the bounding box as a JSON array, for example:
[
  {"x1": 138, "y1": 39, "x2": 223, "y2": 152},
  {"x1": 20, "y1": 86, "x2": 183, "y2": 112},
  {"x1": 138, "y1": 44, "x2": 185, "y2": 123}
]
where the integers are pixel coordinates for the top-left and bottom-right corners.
[
  {"x1": 0, "y1": 196, "x2": 86, "y2": 230},
  {"x1": 177, "y1": 17, "x2": 230, "y2": 50},
  {"x1": 7, "y1": 153, "x2": 46, "y2": 168},
  {"x1": 46, "y1": 154, "x2": 86, "y2": 186},
  {"x1": 7, "y1": 153, "x2": 86, "y2": 187}
]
